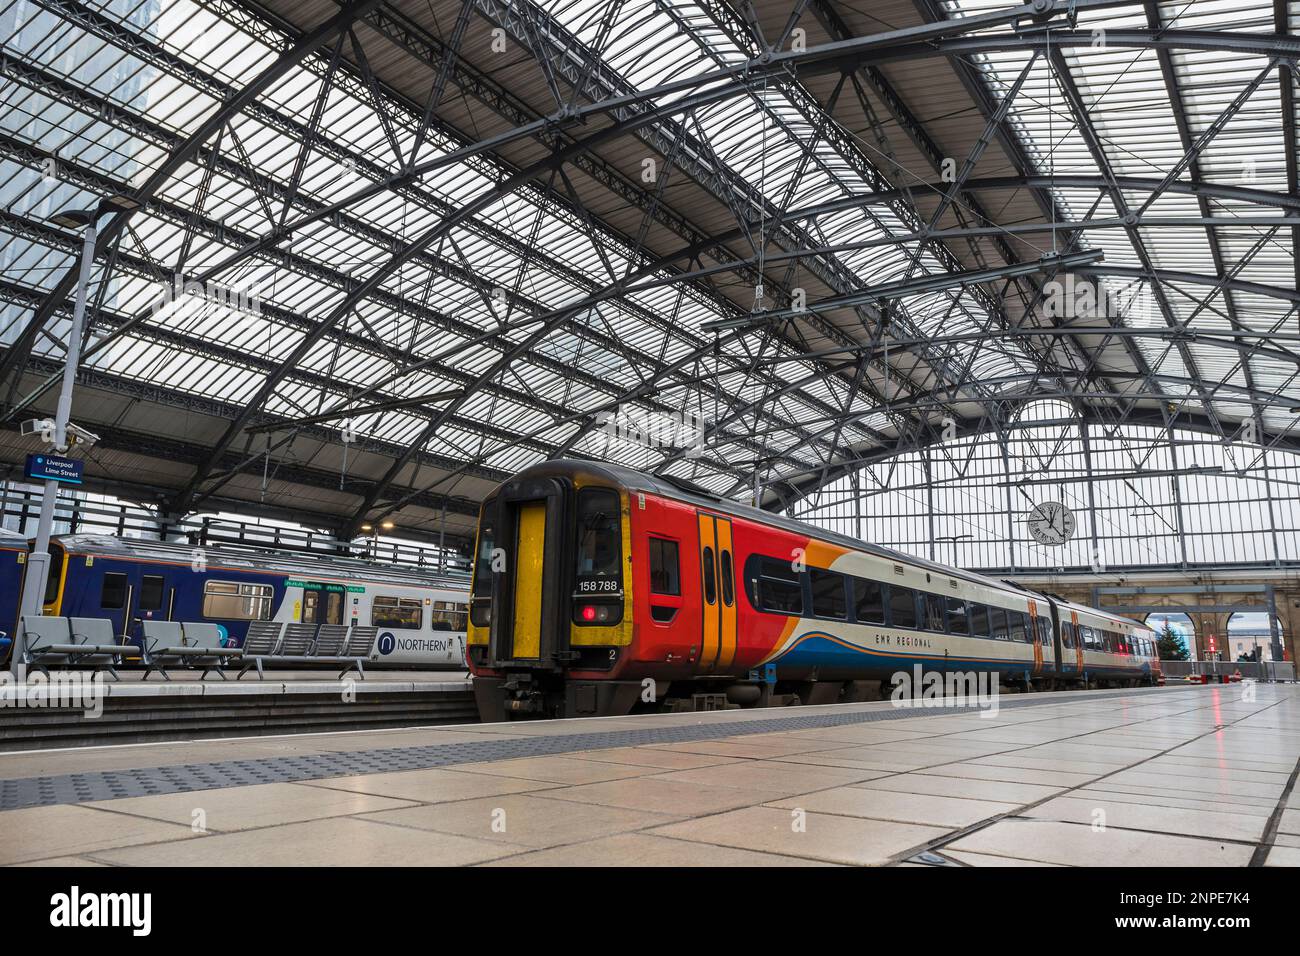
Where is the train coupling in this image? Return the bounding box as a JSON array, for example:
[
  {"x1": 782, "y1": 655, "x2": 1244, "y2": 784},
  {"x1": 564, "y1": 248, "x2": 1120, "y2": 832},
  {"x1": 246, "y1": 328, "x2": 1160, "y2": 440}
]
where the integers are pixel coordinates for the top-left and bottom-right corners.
[{"x1": 500, "y1": 676, "x2": 547, "y2": 714}]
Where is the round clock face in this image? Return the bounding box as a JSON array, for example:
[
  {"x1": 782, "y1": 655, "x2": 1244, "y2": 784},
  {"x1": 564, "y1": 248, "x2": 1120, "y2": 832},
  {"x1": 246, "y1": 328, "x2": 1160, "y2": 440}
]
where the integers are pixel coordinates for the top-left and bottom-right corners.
[{"x1": 1028, "y1": 501, "x2": 1076, "y2": 546}]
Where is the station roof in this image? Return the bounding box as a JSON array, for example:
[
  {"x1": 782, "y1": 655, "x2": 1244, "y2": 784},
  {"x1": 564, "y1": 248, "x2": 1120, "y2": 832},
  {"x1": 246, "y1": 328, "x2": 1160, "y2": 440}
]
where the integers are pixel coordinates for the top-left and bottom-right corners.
[{"x1": 1, "y1": 0, "x2": 1297, "y2": 551}]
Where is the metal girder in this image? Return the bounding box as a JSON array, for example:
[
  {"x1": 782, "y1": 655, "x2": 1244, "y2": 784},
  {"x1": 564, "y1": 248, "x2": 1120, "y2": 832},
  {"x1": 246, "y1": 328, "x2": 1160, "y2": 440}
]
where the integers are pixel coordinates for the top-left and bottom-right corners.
[
  {"x1": 1281, "y1": 1, "x2": 1300, "y2": 292},
  {"x1": 0, "y1": 0, "x2": 384, "y2": 401},
  {"x1": 0, "y1": 351, "x2": 484, "y2": 536},
  {"x1": 0, "y1": 283, "x2": 513, "y2": 490},
  {"x1": 0, "y1": 11, "x2": 836, "y2": 510},
  {"x1": 772, "y1": 402, "x2": 1300, "y2": 504},
  {"x1": 472, "y1": 0, "x2": 951, "y2": 419},
  {"x1": 5, "y1": 0, "x2": 1298, "y2": 545},
  {"x1": 914, "y1": 0, "x2": 1166, "y2": 421},
  {"x1": 481, "y1": 0, "x2": 1048, "y2": 496},
  {"x1": 77, "y1": 0, "x2": 851, "y2": 497},
  {"x1": 0, "y1": 173, "x2": 623, "y2": 461},
  {"x1": 0, "y1": 23, "x2": 771, "y2": 443},
  {"x1": 164, "y1": 72, "x2": 812, "y2": 521}
]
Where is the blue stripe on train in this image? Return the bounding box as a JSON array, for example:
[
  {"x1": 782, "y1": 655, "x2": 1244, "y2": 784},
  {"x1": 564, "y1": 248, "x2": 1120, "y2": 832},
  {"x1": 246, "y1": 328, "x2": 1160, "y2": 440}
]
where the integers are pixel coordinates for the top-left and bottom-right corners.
[{"x1": 767, "y1": 632, "x2": 1152, "y2": 678}]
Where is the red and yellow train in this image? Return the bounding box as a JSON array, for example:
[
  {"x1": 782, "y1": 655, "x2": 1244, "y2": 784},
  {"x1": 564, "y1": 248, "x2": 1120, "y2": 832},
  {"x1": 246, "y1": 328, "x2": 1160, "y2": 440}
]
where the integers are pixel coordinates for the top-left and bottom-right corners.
[{"x1": 466, "y1": 460, "x2": 1160, "y2": 721}]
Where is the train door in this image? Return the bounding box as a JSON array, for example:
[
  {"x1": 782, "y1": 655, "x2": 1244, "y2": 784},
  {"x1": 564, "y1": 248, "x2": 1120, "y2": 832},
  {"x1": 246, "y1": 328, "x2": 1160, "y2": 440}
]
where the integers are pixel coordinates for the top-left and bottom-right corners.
[
  {"x1": 482, "y1": 475, "x2": 568, "y2": 668},
  {"x1": 96, "y1": 569, "x2": 135, "y2": 637},
  {"x1": 302, "y1": 589, "x2": 321, "y2": 624},
  {"x1": 325, "y1": 589, "x2": 344, "y2": 625},
  {"x1": 1046, "y1": 598, "x2": 1064, "y2": 675},
  {"x1": 697, "y1": 513, "x2": 737, "y2": 672},
  {"x1": 1028, "y1": 599, "x2": 1044, "y2": 674},
  {"x1": 510, "y1": 501, "x2": 546, "y2": 660},
  {"x1": 127, "y1": 572, "x2": 169, "y2": 648}
]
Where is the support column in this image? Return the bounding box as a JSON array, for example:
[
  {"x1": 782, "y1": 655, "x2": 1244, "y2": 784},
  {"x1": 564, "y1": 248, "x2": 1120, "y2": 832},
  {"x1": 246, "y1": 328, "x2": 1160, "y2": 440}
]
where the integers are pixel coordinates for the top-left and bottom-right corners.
[{"x1": 1278, "y1": 592, "x2": 1300, "y2": 671}]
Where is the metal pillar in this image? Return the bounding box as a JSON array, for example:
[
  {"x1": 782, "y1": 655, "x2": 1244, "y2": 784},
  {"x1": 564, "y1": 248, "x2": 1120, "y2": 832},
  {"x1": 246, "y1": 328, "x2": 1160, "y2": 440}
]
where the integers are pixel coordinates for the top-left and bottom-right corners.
[{"x1": 14, "y1": 218, "x2": 97, "y2": 665}]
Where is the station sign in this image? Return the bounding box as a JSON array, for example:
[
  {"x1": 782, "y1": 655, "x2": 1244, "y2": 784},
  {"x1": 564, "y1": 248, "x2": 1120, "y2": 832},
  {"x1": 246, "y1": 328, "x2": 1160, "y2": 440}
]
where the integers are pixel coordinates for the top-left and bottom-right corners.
[{"x1": 25, "y1": 453, "x2": 83, "y2": 485}]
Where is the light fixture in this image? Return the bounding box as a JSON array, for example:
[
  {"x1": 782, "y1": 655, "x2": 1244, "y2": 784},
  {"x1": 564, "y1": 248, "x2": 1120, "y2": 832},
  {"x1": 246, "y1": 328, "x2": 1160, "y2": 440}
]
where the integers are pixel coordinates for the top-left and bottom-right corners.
[{"x1": 49, "y1": 193, "x2": 141, "y2": 230}]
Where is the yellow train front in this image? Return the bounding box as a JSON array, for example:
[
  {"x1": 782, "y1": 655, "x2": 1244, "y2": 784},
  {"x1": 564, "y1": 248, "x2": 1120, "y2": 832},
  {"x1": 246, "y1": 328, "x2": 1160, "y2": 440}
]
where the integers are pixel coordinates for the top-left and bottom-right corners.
[{"x1": 466, "y1": 461, "x2": 643, "y2": 720}]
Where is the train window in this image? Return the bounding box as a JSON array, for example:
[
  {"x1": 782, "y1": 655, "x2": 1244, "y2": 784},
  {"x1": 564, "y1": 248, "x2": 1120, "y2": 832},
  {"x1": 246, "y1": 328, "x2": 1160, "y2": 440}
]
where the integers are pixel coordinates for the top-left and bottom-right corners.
[
  {"x1": 1060, "y1": 622, "x2": 1073, "y2": 649},
  {"x1": 373, "y1": 595, "x2": 423, "y2": 629},
  {"x1": 139, "y1": 575, "x2": 165, "y2": 612},
  {"x1": 752, "y1": 556, "x2": 803, "y2": 615},
  {"x1": 810, "y1": 569, "x2": 847, "y2": 620},
  {"x1": 325, "y1": 590, "x2": 344, "y2": 626},
  {"x1": 888, "y1": 585, "x2": 918, "y2": 629},
  {"x1": 470, "y1": 513, "x2": 495, "y2": 628},
  {"x1": 947, "y1": 597, "x2": 969, "y2": 635},
  {"x1": 921, "y1": 593, "x2": 946, "y2": 633},
  {"x1": 100, "y1": 572, "x2": 128, "y2": 610},
  {"x1": 1039, "y1": 617, "x2": 1052, "y2": 646},
  {"x1": 1009, "y1": 612, "x2": 1028, "y2": 643},
  {"x1": 702, "y1": 547, "x2": 717, "y2": 605},
  {"x1": 202, "y1": 581, "x2": 273, "y2": 620},
  {"x1": 970, "y1": 603, "x2": 990, "y2": 638},
  {"x1": 431, "y1": 600, "x2": 468, "y2": 631},
  {"x1": 719, "y1": 550, "x2": 735, "y2": 608},
  {"x1": 576, "y1": 488, "x2": 622, "y2": 581},
  {"x1": 989, "y1": 606, "x2": 1008, "y2": 640},
  {"x1": 649, "y1": 538, "x2": 680, "y2": 595},
  {"x1": 43, "y1": 546, "x2": 65, "y2": 605},
  {"x1": 853, "y1": 578, "x2": 885, "y2": 625}
]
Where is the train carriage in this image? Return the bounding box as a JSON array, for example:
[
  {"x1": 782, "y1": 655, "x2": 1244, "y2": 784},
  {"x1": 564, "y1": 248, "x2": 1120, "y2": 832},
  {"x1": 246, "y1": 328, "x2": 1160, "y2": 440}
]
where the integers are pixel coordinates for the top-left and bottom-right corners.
[
  {"x1": 467, "y1": 460, "x2": 1160, "y2": 720},
  {"x1": 0, "y1": 528, "x2": 27, "y2": 661},
  {"x1": 36, "y1": 534, "x2": 470, "y2": 667}
]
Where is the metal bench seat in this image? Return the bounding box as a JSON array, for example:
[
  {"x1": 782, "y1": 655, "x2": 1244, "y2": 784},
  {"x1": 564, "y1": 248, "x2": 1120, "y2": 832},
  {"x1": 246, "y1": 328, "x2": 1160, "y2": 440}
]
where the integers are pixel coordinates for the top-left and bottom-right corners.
[
  {"x1": 140, "y1": 621, "x2": 241, "y2": 681},
  {"x1": 21, "y1": 616, "x2": 123, "y2": 678},
  {"x1": 236, "y1": 622, "x2": 369, "y2": 680}
]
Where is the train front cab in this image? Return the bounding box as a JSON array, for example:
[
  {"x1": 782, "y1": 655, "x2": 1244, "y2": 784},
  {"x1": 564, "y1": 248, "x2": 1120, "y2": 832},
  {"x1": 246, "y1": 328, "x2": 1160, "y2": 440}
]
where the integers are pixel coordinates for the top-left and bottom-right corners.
[{"x1": 466, "y1": 469, "x2": 640, "y2": 721}]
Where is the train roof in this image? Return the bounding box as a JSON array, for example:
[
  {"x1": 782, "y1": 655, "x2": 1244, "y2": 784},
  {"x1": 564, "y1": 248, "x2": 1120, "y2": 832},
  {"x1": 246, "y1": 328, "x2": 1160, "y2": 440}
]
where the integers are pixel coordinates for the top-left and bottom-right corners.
[
  {"x1": 51, "y1": 534, "x2": 469, "y2": 590},
  {"x1": 508, "y1": 460, "x2": 1053, "y2": 605},
  {"x1": 0, "y1": 527, "x2": 26, "y2": 542},
  {"x1": 1053, "y1": 596, "x2": 1156, "y2": 633}
]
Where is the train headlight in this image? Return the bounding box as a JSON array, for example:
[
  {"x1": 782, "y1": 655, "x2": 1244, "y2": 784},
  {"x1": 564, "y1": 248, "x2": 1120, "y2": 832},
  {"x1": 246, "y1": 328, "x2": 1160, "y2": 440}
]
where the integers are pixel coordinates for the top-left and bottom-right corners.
[{"x1": 575, "y1": 602, "x2": 619, "y2": 625}]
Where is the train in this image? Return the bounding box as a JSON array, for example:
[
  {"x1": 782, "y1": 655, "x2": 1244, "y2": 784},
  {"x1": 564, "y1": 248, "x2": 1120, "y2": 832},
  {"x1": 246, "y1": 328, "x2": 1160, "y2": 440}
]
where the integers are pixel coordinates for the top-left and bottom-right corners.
[
  {"x1": 2, "y1": 533, "x2": 469, "y2": 667},
  {"x1": 0, "y1": 528, "x2": 27, "y2": 661},
  {"x1": 466, "y1": 460, "x2": 1162, "y2": 721}
]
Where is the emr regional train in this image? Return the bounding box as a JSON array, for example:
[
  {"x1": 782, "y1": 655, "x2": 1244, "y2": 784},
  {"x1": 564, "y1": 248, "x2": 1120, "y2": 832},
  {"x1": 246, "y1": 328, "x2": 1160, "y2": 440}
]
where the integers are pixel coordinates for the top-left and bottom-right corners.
[
  {"x1": 467, "y1": 460, "x2": 1162, "y2": 721},
  {"x1": 20, "y1": 534, "x2": 469, "y2": 667}
]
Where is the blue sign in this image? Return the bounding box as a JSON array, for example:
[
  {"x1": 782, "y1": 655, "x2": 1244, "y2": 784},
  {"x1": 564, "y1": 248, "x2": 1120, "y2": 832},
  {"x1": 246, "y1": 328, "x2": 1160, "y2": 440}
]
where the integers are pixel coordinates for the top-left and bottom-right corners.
[
  {"x1": 25, "y1": 453, "x2": 83, "y2": 484},
  {"x1": 378, "y1": 632, "x2": 395, "y2": 656}
]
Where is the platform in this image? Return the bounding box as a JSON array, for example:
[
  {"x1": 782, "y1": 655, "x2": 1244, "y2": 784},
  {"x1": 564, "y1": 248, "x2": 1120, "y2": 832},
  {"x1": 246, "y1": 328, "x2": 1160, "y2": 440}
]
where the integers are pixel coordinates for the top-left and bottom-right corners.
[
  {"x1": 0, "y1": 670, "x2": 475, "y2": 750},
  {"x1": 1, "y1": 683, "x2": 1297, "y2": 867}
]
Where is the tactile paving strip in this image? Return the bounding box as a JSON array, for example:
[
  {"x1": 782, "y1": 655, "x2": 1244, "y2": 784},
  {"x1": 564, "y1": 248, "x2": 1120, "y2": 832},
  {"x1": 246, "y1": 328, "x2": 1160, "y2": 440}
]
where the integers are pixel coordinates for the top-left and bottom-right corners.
[{"x1": 0, "y1": 686, "x2": 1192, "y2": 811}]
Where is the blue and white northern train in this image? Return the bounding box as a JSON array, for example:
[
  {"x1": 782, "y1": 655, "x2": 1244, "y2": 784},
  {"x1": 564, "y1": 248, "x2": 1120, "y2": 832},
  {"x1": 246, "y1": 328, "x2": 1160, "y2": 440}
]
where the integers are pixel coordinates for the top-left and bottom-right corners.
[
  {"x1": 16, "y1": 534, "x2": 469, "y2": 667},
  {"x1": 0, "y1": 528, "x2": 27, "y2": 661}
]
